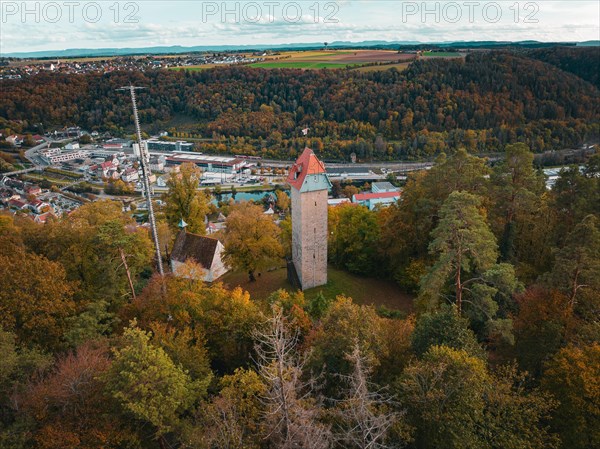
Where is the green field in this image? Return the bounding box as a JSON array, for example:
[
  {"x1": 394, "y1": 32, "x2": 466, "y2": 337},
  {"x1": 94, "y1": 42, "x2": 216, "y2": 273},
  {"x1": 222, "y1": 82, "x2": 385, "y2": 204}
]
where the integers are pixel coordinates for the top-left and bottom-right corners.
[
  {"x1": 249, "y1": 61, "x2": 357, "y2": 69},
  {"x1": 220, "y1": 265, "x2": 414, "y2": 313},
  {"x1": 170, "y1": 50, "x2": 416, "y2": 71}
]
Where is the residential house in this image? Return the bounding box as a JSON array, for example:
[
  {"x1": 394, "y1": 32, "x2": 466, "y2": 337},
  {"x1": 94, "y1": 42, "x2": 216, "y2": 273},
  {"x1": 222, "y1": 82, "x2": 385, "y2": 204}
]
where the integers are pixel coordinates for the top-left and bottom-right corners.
[
  {"x1": 29, "y1": 199, "x2": 50, "y2": 214},
  {"x1": 25, "y1": 185, "x2": 42, "y2": 196},
  {"x1": 8, "y1": 198, "x2": 27, "y2": 210},
  {"x1": 121, "y1": 167, "x2": 139, "y2": 183},
  {"x1": 34, "y1": 211, "x2": 55, "y2": 224},
  {"x1": 5, "y1": 135, "x2": 22, "y2": 146},
  {"x1": 156, "y1": 176, "x2": 168, "y2": 187}
]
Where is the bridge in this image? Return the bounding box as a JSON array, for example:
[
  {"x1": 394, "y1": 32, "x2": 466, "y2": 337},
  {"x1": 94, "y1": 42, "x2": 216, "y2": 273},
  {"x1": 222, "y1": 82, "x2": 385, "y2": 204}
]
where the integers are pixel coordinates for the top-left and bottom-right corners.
[{"x1": 1, "y1": 166, "x2": 43, "y2": 177}]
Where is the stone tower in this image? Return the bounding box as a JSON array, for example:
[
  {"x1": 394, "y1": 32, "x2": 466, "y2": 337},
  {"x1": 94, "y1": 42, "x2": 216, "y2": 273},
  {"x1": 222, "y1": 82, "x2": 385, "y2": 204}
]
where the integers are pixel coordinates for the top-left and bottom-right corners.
[{"x1": 287, "y1": 148, "x2": 332, "y2": 290}]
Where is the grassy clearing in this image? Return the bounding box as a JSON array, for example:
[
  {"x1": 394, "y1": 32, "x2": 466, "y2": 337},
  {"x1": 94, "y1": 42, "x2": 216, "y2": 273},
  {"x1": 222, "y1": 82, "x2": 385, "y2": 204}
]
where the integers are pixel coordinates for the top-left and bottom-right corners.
[
  {"x1": 219, "y1": 265, "x2": 414, "y2": 313},
  {"x1": 22, "y1": 174, "x2": 72, "y2": 185}
]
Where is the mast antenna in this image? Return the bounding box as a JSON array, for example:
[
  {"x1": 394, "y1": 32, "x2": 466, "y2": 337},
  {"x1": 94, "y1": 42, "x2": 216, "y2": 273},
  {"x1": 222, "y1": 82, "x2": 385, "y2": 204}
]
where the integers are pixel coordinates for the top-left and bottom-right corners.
[{"x1": 117, "y1": 85, "x2": 164, "y2": 275}]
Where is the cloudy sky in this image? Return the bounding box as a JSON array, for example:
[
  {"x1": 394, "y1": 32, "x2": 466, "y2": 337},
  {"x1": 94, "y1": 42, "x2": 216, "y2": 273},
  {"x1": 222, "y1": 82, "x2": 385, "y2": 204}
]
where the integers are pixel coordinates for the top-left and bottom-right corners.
[{"x1": 1, "y1": 1, "x2": 599, "y2": 54}]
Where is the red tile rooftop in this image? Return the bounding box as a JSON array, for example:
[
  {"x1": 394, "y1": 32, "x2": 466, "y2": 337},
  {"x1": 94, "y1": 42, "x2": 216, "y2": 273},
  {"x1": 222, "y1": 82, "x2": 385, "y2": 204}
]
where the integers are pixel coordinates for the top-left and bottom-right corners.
[{"x1": 353, "y1": 191, "x2": 401, "y2": 201}]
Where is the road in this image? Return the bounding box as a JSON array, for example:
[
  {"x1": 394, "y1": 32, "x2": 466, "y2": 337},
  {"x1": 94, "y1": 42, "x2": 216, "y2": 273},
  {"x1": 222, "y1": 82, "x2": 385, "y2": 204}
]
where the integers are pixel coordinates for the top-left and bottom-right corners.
[
  {"x1": 59, "y1": 175, "x2": 90, "y2": 192},
  {"x1": 24, "y1": 140, "x2": 51, "y2": 167},
  {"x1": 260, "y1": 158, "x2": 433, "y2": 173}
]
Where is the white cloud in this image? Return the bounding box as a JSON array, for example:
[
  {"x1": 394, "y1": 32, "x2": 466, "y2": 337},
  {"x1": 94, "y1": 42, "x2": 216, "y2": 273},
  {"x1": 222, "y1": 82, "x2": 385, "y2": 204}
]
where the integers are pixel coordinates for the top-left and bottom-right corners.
[{"x1": 1, "y1": 0, "x2": 598, "y2": 53}]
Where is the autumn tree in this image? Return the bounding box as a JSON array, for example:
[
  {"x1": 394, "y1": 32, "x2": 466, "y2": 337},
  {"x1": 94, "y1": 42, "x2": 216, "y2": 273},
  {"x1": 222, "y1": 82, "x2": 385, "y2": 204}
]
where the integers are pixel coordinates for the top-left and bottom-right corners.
[
  {"x1": 162, "y1": 162, "x2": 210, "y2": 234},
  {"x1": 127, "y1": 274, "x2": 263, "y2": 372},
  {"x1": 279, "y1": 214, "x2": 293, "y2": 258},
  {"x1": 19, "y1": 343, "x2": 138, "y2": 449},
  {"x1": 0, "y1": 244, "x2": 76, "y2": 350},
  {"x1": 542, "y1": 344, "x2": 600, "y2": 449},
  {"x1": 223, "y1": 201, "x2": 283, "y2": 282},
  {"x1": 513, "y1": 287, "x2": 573, "y2": 376},
  {"x1": 328, "y1": 204, "x2": 382, "y2": 276},
  {"x1": 149, "y1": 322, "x2": 213, "y2": 383},
  {"x1": 480, "y1": 364, "x2": 559, "y2": 449},
  {"x1": 277, "y1": 190, "x2": 291, "y2": 213},
  {"x1": 20, "y1": 200, "x2": 153, "y2": 308},
  {"x1": 308, "y1": 296, "x2": 412, "y2": 394},
  {"x1": 0, "y1": 326, "x2": 53, "y2": 447},
  {"x1": 343, "y1": 184, "x2": 359, "y2": 199}
]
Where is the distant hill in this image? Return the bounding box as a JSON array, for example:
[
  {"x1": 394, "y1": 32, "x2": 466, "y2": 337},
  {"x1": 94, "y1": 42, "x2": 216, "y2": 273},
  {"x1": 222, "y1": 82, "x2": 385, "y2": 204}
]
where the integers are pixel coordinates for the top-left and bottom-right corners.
[
  {"x1": 526, "y1": 47, "x2": 600, "y2": 88},
  {"x1": 4, "y1": 40, "x2": 597, "y2": 59},
  {"x1": 1, "y1": 51, "x2": 598, "y2": 162}
]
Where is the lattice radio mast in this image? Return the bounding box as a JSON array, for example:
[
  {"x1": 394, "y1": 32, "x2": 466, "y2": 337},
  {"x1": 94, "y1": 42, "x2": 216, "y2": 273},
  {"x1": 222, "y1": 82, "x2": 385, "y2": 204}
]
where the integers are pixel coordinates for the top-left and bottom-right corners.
[{"x1": 118, "y1": 85, "x2": 164, "y2": 275}]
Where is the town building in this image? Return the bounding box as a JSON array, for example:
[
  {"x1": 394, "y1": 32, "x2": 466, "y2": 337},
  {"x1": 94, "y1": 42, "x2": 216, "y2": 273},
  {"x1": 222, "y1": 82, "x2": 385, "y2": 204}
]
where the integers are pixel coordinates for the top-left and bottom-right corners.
[
  {"x1": 352, "y1": 188, "x2": 401, "y2": 210},
  {"x1": 287, "y1": 148, "x2": 331, "y2": 291},
  {"x1": 166, "y1": 153, "x2": 248, "y2": 174},
  {"x1": 121, "y1": 167, "x2": 140, "y2": 183},
  {"x1": 371, "y1": 181, "x2": 399, "y2": 193},
  {"x1": 327, "y1": 198, "x2": 351, "y2": 206},
  {"x1": 170, "y1": 230, "x2": 229, "y2": 282},
  {"x1": 146, "y1": 138, "x2": 194, "y2": 152},
  {"x1": 40, "y1": 147, "x2": 89, "y2": 164},
  {"x1": 149, "y1": 157, "x2": 166, "y2": 172}
]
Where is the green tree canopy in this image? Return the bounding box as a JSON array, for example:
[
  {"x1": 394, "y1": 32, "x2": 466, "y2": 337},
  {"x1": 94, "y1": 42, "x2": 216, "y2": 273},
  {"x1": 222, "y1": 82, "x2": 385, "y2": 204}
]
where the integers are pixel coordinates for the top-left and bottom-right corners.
[
  {"x1": 411, "y1": 306, "x2": 484, "y2": 358},
  {"x1": 104, "y1": 324, "x2": 204, "y2": 437}
]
